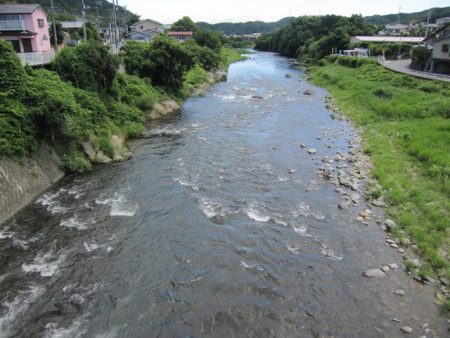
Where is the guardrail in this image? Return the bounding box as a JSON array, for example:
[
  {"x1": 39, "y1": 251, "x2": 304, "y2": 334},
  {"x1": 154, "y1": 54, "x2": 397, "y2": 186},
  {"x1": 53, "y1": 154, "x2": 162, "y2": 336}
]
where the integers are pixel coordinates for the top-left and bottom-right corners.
[
  {"x1": 17, "y1": 51, "x2": 55, "y2": 66},
  {"x1": 378, "y1": 58, "x2": 450, "y2": 82}
]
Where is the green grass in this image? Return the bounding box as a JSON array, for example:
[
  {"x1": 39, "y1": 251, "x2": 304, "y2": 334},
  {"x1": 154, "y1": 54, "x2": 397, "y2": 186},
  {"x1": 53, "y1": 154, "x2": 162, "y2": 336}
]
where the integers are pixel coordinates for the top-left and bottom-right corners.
[
  {"x1": 219, "y1": 47, "x2": 247, "y2": 69},
  {"x1": 309, "y1": 60, "x2": 450, "y2": 278}
]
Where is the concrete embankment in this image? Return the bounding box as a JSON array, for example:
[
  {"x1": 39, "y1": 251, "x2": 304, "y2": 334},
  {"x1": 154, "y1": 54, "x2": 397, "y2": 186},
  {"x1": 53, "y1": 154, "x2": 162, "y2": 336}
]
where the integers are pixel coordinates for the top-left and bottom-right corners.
[{"x1": 0, "y1": 145, "x2": 64, "y2": 224}]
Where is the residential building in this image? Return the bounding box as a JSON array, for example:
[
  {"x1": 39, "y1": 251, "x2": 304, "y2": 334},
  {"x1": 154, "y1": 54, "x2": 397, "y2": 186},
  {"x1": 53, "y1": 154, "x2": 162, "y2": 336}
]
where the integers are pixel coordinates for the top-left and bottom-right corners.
[
  {"x1": 436, "y1": 16, "x2": 450, "y2": 26},
  {"x1": 128, "y1": 18, "x2": 164, "y2": 42},
  {"x1": 351, "y1": 36, "x2": 425, "y2": 44},
  {"x1": 425, "y1": 23, "x2": 450, "y2": 74},
  {"x1": 168, "y1": 31, "x2": 193, "y2": 42},
  {"x1": 384, "y1": 24, "x2": 410, "y2": 36},
  {"x1": 0, "y1": 4, "x2": 54, "y2": 65}
]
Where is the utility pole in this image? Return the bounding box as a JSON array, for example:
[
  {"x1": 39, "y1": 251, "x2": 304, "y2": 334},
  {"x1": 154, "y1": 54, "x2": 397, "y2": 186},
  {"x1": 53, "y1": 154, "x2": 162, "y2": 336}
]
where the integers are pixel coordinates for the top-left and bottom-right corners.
[
  {"x1": 50, "y1": 0, "x2": 58, "y2": 51},
  {"x1": 95, "y1": 0, "x2": 100, "y2": 28},
  {"x1": 112, "y1": 0, "x2": 119, "y2": 53},
  {"x1": 425, "y1": 9, "x2": 431, "y2": 39},
  {"x1": 81, "y1": 0, "x2": 87, "y2": 41}
]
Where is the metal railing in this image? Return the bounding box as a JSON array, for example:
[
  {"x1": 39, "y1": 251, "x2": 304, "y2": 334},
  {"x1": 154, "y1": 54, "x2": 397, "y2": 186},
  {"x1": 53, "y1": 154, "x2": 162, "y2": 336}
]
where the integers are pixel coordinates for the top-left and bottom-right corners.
[
  {"x1": 17, "y1": 51, "x2": 56, "y2": 66},
  {"x1": 0, "y1": 20, "x2": 25, "y2": 31},
  {"x1": 378, "y1": 58, "x2": 450, "y2": 82}
]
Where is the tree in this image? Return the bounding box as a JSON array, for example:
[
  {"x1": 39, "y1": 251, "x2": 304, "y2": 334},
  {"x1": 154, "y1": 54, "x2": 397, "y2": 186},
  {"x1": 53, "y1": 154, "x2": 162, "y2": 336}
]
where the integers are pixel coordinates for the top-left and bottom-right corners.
[
  {"x1": 52, "y1": 41, "x2": 118, "y2": 93},
  {"x1": 193, "y1": 30, "x2": 222, "y2": 52},
  {"x1": 121, "y1": 35, "x2": 195, "y2": 93},
  {"x1": 50, "y1": 21, "x2": 64, "y2": 47},
  {"x1": 0, "y1": 39, "x2": 26, "y2": 98},
  {"x1": 171, "y1": 16, "x2": 197, "y2": 32}
]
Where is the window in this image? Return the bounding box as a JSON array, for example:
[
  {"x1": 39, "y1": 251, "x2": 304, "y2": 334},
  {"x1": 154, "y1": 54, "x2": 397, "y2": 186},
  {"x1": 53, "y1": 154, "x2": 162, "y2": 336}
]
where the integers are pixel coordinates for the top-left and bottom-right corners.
[
  {"x1": 38, "y1": 19, "x2": 44, "y2": 27},
  {"x1": 442, "y1": 44, "x2": 449, "y2": 53}
]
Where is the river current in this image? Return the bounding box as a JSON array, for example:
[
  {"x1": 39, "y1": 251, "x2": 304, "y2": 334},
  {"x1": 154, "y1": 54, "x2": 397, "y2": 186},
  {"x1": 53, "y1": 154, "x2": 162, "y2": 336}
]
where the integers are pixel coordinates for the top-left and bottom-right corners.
[{"x1": 0, "y1": 52, "x2": 447, "y2": 337}]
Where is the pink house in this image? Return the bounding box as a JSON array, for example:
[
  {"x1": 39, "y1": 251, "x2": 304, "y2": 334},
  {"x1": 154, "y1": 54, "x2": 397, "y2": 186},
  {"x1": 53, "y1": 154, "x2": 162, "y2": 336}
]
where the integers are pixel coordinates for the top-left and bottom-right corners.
[{"x1": 0, "y1": 4, "x2": 55, "y2": 65}]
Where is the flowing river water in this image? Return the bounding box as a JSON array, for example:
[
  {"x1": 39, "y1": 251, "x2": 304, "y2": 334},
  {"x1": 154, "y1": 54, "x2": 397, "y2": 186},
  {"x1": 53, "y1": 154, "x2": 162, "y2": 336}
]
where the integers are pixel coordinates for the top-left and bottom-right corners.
[{"x1": 0, "y1": 52, "x2": 448, "y2": 337}]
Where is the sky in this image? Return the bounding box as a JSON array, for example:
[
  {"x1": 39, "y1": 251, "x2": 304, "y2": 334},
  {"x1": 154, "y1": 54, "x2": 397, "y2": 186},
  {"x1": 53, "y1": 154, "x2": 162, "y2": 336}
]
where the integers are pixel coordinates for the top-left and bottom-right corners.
[{"x1": 116, "y1": 0, "x2": 450, "y2": 24}]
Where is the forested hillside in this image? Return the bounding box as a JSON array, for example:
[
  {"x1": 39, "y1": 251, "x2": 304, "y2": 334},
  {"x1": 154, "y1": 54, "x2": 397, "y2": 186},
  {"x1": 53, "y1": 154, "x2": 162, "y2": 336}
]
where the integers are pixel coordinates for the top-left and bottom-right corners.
[
  {"x1": 255, "y1": 15, "x2": 376, "y2": 61},
  {"x1": 365, "y1": 6, "x2": 450, "y2": 25},
  {"x1": 197, "y1": 17, "x2": 293, "y2": 35},
  {"x1": 0, "y1": 0, "x2": 139, "y2": 25}
]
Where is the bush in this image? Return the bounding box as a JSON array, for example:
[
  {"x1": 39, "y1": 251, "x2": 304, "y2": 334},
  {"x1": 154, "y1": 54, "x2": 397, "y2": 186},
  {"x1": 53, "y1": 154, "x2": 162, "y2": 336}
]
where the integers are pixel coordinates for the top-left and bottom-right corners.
[
  {"x1": 184, "y1": 41, "x2": 219, "y2": 71},
  {"x1": 63, "y1": 151, "x2": 92, "y2": 173},
  {"x1": 124, "y1": 122, "x2": 145, "y2": 138},
  {"x1": 52, "y1": 41, "x2": 119, "y2": 93},
  {"x1": 0, "y1": 39, "x2": 26, "y2": 99},
  {"x1": 0, "y1": 100, "x2": 37, "y2": 158},
  {"x1": 25, "y1": 69, "x2": 80, "y2": 141}
]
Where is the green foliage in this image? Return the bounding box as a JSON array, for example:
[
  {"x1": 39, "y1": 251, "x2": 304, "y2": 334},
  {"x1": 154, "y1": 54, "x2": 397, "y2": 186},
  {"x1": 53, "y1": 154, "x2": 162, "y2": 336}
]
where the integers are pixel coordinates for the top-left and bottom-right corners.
[
  {"x1": 184, "y1": 64, "x2": 208, "y2": 86},
  {"x1": 256, "y1": 15, "x2": 376, "y2": 61},
  {"x1": 443, "y1": 299, "x2": 450, "y2": 313},
  {"x1": 196, "y1": 17, "x2": 294, "y2": 35},
  {"x1": 183, "y1": 41, "x2": 219, "y2": 71},
  {"x1": 194, "y1": 30, "x2": 222, "y2": 52},
  {"x1": 171, "y1": 16, "x2": 197, "y2": 32},
  {"x1": 0, "y1": 39, "x2": 26, "y2": 99},
  {"x1": 123, "y1": 122, "x2": 144, "y2": 138},
  {"x1": 83, "y1": 21, "x2": 100, "y2": 40},
  {"x1": 25, "y1": 69, "x2": 79, "y2": 141},
  {"x1": 121, "y1": 35, "x2": 195, "y2": 93},
  {"x1": 411, "y1": 46, "x2": 431, "y2": 71},
  {"x1": 52, "y1": 41, "x2": 118, "y2": 93},
  {"x1": 112, "y1": 73, "x2": 161, "y2": 111},
  {"x1": 0, "y1": 100, "x2": 37, "y2": 158},
  {"x1": 49, "y1": 21, "x2": 64, "y2": 47},
  {"x1": 63, "y1": 150, "x2": 92, "y2": 173}
]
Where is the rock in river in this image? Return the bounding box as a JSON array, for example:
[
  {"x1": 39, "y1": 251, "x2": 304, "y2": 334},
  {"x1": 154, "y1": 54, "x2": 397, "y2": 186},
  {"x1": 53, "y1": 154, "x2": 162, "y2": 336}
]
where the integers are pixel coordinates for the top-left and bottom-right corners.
[
  {"x1": 363, "y1": 269, "x2": 386, "y2": 278},
  {"x1": 307, "y1": 148, "x2": 317, "y2": 155}
]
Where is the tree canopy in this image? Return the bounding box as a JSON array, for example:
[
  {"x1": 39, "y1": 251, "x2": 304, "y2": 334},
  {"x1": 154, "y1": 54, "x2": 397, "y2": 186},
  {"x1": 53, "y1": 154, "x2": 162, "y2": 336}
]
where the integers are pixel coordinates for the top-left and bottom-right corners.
[
  {"x1": 255, "y1": 15, "x2": 376, "y2": 62},
  {"x1": 171, "y1": 16, "x2": 197, "y2": 32}
]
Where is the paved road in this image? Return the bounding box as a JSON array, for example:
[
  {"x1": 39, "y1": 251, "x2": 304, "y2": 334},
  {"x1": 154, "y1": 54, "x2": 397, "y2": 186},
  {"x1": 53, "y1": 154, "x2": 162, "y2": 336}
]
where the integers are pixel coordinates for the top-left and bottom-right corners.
[{"x1": 379, "y1": 58, "x2": 450, "y2": 83}]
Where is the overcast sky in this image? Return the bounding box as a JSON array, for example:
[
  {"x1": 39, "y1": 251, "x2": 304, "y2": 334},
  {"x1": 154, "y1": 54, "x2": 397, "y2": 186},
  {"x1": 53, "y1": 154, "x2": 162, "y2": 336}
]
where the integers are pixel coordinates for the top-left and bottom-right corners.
[{"x1": 116, "y1": 0, "x2": 449, "y2": 24}]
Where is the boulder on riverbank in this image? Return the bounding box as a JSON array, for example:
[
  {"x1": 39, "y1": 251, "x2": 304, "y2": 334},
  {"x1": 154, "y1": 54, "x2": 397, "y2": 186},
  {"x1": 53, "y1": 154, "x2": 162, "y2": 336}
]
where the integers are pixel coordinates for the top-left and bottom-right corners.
[
  {"x1": 149, "y1": 100, "x2": 181, "y2": 120},
  {"x1": 83, "y1": 134, "x2": 131, "y2": 164}
]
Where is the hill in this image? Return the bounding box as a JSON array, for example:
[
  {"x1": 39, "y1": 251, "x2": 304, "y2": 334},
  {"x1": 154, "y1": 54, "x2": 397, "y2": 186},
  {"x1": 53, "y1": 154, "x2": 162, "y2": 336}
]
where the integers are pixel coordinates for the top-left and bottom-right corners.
[
  {"x1": 196, "y1": 17, "x2": 294, "y2": 35},
  {"x1": 364, "y1": 6, "x2": 450, "y2": 25},
  {"x1": 0, "y1": 0, "x2": 139, "y2": 26}
]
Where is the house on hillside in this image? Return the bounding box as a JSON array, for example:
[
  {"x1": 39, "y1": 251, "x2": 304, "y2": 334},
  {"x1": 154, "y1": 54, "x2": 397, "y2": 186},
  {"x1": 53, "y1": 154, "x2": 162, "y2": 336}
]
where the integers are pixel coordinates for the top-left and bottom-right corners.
[
  {"x1": 424, "y1": 23, "x2": 450, "y2": 74},
  {"x1": 128, "y1": 18, "x2": 164, "y2": 42},
  {"x1": 168, "y1": 31, "x2": 193, "y2": 42},
  {"x1": 0, "y1": 4, "x2": 55, "y2": 65},
  {"x1": 383, "y1": 24, "x2": 410, "y2": 36},
  {"x1": 436, "y1": 17, "x2": 450, "y2": 26}
]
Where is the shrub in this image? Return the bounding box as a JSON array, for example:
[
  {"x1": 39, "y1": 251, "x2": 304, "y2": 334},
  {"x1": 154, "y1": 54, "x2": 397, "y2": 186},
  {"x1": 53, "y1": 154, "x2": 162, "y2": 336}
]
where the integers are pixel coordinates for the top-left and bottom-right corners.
[
  {"x1": 124, "y1": 122, "x2": 145, "y2": 138},
  {"x1": 52, "y1": 41, "x2": 119, "y2": 93},
  {"x1": 0, "y1": 39, "x2": 26, "y2": 99},
  {"x1": 63, "y1": 151, "x2": 92, "y2": 173}
]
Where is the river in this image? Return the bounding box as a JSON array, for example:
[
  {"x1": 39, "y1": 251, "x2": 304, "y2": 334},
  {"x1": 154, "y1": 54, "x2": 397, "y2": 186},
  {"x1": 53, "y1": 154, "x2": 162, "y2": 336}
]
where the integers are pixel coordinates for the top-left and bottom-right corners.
[{"x1": 0, "y1": 52, "x2": 447, "y2": 337}]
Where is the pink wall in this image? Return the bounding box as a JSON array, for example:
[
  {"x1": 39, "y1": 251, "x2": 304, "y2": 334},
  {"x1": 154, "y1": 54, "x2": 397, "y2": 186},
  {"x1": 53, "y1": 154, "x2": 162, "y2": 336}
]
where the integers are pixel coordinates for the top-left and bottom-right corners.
[{"x1": 23, "y1": 7, "x2": 51, "y2": 52}]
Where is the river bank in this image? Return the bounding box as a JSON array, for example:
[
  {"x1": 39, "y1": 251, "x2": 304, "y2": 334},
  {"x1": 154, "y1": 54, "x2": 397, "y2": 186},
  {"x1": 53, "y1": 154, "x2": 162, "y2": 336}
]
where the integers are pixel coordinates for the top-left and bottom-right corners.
[
  {"x1": 0, "y1": 49, "x2": 243, "y2": 226},
  {"x1": 308, "y1": 56, "x2": 450, "y2": 310}
]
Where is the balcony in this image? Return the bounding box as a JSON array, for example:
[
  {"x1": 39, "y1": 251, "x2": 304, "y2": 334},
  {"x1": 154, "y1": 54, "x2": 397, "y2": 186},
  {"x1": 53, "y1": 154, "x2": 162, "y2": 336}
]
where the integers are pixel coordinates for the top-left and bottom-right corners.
[
  {"x1": 17, "y1": 50, "x2": 55, "y2": 66},
  {"x1": 0, "y1": 19, "x2": 25, "y2": 31}
]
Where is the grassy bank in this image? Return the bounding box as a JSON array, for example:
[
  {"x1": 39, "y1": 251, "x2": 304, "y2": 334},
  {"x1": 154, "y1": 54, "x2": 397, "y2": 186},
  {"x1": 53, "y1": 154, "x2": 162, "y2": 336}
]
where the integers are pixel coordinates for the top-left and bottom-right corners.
[{"x1": 309, "y1": 57, "x2": 450, "y2": 281}]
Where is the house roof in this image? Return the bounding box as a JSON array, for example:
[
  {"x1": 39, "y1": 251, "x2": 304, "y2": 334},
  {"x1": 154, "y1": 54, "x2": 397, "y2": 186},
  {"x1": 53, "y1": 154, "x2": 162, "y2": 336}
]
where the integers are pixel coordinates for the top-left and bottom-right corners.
[
  {"x1": 168, "y1": 31, "x2": 193, "y2": 36},
  {"x1": 60, "y1": 20, "x2": 85, "y2": 29},
  {"x1": 131, "y1": 18, "x2": 163, "y2": 27},
  {"x1": 352, "y1": 36, "x2": 425, "y2": 43},
  {"x1": 0, "y1": 4, "x2": 42, "y2": 15},
  {"x1": 425, "y1": 22, "x2": 450, "y2": 42}
]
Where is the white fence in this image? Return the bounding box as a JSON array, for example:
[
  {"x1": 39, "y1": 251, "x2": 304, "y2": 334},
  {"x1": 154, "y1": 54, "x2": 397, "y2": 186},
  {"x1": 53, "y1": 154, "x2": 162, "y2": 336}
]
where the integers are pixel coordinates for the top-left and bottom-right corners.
[{"x1": 17, "y1": 51, "x2": 55, "y2": 66}]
